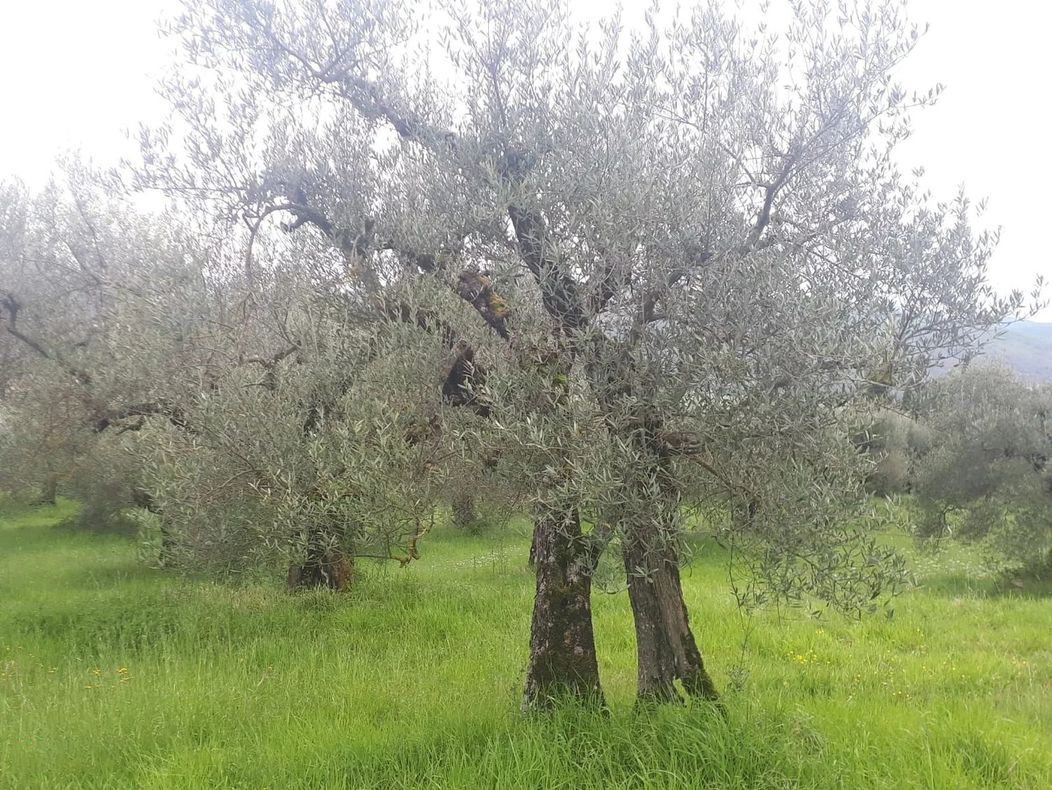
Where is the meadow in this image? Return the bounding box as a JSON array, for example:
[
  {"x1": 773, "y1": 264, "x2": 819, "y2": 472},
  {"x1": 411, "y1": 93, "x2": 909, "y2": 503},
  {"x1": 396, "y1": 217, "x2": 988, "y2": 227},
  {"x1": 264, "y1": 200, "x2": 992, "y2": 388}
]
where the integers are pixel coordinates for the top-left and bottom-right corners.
[{"x1": 1, "y1": 500, "x2": 1050, "y2": 789}]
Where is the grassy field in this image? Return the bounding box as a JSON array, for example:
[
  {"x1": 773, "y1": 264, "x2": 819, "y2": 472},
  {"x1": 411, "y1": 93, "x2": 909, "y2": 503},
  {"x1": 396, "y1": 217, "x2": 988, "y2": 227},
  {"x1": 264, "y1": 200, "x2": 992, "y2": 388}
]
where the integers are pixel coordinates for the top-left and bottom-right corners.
[{"x1": 1, "y1": 500, "x2": 1050, "y2": 789}]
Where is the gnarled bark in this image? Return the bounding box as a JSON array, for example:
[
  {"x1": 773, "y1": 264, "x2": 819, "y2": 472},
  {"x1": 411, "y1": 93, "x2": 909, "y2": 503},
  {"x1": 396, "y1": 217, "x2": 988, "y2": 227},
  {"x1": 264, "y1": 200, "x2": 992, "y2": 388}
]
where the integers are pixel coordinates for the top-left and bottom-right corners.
[
  {"x1": 617, "y1": 417, "x2": 720, "y2": 706},
  {"x1": 522, "y1": 505, "x2": 604, "y2": 710},
  {"x1": 624, "y1": 534, "x2": 682, "y2": 703},
  {"x1": 625, "y1": 533, "x2": 719, "y2": 704}
]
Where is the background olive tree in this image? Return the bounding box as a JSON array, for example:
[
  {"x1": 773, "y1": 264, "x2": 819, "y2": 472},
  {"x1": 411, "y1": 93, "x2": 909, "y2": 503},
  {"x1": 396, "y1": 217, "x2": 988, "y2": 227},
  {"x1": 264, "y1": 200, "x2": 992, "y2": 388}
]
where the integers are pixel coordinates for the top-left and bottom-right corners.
[
  {"x1": 0, "y1": 169, "x2": 212, "y2": 524},
  {"x1": 0, "y1": 167, "x2": 470, "y2": 586},
  {"x1": 911, "y1": 364, "x2": 1052, "y2": 576}
]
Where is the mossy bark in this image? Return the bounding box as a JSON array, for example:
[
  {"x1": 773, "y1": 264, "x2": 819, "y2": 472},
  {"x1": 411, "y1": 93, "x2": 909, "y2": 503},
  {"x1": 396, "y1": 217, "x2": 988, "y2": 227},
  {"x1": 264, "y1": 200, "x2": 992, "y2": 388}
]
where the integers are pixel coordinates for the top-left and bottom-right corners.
[{"x1": 522, "y1": 506, "x2": 604, "y2": 710}]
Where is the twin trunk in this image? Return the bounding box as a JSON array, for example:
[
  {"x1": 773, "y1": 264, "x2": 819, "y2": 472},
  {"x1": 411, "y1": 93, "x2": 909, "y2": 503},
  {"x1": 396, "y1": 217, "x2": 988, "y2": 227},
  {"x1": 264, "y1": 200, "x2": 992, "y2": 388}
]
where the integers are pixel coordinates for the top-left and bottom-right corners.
[{"x1": 521, "y1": 503, "x2": 719, "y2": 709}]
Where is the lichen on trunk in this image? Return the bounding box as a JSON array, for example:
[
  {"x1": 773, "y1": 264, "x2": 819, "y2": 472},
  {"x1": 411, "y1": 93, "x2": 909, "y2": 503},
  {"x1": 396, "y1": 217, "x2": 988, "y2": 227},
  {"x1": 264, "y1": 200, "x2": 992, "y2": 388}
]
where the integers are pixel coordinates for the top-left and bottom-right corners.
[{"x1": 522, "y1": 505, "x2": 604, "y2": 710}]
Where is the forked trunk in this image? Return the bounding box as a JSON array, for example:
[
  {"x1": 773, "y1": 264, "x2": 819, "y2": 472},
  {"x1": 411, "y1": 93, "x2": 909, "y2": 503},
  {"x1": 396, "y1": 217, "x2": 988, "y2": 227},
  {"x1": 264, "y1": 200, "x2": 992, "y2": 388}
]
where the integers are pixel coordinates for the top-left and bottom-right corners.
[{"x1": 522, "y1": 505, "x2": 604, "y2": 710}]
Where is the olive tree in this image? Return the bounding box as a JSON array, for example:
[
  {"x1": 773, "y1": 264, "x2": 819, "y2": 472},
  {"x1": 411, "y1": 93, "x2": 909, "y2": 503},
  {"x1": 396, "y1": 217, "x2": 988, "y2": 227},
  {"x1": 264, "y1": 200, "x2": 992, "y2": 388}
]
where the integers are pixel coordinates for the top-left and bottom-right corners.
[
  {"x1": 129, "y1": 0, "x2": 1026, "y2": 708},
  {"x1": 851, "y1": 407, "x2": 930, "y2": 496},
  {"x1": 0, "y1": 168, "x2": 450, "y2": 584},
  {"x1": 0, "y1": 171, "x2": 208, "y2": 518},
  {"x1": 912, "y1": 364, "x2": 1052, "y2": 575},
  {"x1": 0, "y1": 172, "x2": 302, "y2": 546},
  {"x1": 139, "y1": 279, "x2": 479, "y2": 588}
]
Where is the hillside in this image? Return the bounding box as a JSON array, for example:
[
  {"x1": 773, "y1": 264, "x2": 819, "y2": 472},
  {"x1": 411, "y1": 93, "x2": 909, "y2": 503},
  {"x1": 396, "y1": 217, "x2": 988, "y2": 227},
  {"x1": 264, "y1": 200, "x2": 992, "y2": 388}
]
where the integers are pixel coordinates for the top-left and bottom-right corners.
[{"x1": 981, "y1": 320, "x2": 1052, "y2": 380}]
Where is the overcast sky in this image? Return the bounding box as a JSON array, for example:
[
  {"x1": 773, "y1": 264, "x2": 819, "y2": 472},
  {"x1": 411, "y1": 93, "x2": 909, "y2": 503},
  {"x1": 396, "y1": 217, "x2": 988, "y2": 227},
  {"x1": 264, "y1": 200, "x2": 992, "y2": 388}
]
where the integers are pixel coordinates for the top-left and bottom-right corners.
[{"x1": 1, "y1": 0, "x2": 1048, "y2": 319}]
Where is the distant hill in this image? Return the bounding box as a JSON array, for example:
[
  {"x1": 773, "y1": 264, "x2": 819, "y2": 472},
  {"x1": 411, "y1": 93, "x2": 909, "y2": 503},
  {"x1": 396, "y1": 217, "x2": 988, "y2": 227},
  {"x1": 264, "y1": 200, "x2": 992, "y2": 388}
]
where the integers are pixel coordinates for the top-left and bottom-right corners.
[{"x1": 976, "y1": 320, "x2": 1052, "y2": 381}]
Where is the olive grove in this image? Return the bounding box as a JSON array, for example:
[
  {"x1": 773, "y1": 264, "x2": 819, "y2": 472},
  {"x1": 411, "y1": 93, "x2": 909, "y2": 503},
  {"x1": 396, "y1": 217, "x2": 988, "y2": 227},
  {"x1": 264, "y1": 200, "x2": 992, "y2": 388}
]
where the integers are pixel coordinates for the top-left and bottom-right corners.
[{"x1": 0, "y1": 0, "x2": 1031, "y2": 711}]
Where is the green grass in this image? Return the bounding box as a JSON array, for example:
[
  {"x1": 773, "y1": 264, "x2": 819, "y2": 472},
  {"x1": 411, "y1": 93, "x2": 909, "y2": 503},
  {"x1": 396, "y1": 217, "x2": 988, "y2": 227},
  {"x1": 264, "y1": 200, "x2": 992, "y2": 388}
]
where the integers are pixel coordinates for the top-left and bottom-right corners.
[{"x1": 1, "y1": 501, "x2": 1050, "y2": 789}]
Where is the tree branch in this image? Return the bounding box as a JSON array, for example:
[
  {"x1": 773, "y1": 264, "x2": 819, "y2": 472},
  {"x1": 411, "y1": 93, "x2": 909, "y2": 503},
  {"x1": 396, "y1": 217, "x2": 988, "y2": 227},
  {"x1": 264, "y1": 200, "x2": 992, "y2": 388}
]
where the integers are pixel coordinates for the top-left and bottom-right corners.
[{"x1": 94, "y1": 400, "x2": 193, "y2": 434}]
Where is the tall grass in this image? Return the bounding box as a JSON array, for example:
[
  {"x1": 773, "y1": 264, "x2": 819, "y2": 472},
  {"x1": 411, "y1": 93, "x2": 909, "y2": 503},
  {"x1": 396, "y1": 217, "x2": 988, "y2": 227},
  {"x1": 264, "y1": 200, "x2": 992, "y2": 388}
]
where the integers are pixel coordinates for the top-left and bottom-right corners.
[{"x1": 1, "y1": 501, "x2": 1050, "y2": 788}]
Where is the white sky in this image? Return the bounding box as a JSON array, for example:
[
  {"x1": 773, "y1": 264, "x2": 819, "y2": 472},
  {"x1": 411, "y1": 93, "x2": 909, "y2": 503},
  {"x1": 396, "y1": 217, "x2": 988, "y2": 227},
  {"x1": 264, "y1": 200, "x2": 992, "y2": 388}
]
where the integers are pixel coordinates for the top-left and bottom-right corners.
[{"x1": 1, "y1": 0, "x2": 1048, "y2": 319}]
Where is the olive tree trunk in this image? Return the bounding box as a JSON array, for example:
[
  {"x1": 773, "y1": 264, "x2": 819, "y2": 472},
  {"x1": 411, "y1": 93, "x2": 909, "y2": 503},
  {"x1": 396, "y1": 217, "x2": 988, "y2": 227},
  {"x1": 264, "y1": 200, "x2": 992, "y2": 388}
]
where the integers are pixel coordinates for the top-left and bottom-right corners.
[
  {"x1": 35, "y1": 475, "x2": 58, "y2": 506},
  {"x1": 131, "y1": 487, "x2": 177, "y2": 566},
  {"x1": 287, "y1": 528, "x2": 354, "y2": 592},
  {"x1": 450, "y1": 492, "x2": 477, "y2": 531},
  {"x1": 624, "y1": 534, "x2": 719, "y2": 704},
  {"x1": 522, "y1": 505, "x2": 604, "y2": 710},
  {"x1": 619, "y1": 421, "x2": 720, "y2": 705}
]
